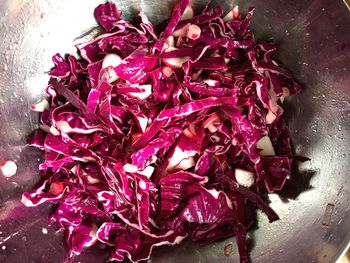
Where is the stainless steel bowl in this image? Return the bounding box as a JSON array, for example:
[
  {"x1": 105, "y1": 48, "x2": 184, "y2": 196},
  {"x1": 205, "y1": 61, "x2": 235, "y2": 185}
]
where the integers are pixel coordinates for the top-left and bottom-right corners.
[{"x1": 0, "y1": 1, "x2": 349, "y2": 262}]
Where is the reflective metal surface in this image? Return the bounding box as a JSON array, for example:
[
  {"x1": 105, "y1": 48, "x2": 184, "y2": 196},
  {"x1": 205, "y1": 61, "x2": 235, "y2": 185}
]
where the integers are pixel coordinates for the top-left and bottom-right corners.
[{"x1": 0, "y1": 1, "x2": 349, "y2": 262}]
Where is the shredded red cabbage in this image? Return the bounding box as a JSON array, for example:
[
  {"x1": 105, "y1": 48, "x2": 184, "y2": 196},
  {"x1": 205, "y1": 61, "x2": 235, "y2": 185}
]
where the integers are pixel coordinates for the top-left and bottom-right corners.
[{"x1": 23, "y1": 1, "x2": 302, "y2": 262}]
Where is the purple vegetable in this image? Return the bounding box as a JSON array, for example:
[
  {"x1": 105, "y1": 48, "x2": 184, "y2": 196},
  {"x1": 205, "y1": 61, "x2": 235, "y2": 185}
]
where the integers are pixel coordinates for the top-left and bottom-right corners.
[
  {"x1": 94, "y1": 2, "x2": 122, "y2": 32},
  {"x1": 23, "y1": 1, "x2": 303, "y2": 263}
]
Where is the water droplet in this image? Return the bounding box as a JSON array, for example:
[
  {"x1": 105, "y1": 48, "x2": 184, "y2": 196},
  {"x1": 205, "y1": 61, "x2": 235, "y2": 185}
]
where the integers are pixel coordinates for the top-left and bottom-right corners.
[{"x1": 42, "y1": 227, "x2": 48, "y2": 234}]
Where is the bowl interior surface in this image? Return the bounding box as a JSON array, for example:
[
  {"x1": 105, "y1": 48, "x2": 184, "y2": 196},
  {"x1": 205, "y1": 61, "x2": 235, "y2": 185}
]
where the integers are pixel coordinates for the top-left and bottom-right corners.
[{"x1": 0, "y1": 1, "x2": 349, "y2": 262}]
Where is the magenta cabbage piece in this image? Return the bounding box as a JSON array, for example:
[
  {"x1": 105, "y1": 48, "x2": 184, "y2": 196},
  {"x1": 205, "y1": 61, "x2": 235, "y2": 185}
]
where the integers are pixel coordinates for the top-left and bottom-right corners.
[{"x1": 23, "y1": 1, "x2": 303, "y2": 262}]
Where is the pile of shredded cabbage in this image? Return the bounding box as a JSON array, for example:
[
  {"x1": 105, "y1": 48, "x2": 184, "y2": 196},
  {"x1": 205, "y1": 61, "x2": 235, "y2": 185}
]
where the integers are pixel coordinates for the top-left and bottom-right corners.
[{"x1": 23, "y1": 1, "x2": 302, "y2": 262}]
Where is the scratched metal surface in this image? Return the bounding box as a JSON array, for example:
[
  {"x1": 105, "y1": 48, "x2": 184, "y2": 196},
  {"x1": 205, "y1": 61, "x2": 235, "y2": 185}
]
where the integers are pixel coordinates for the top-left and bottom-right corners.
[{"x1": 0, "y1": 0, "x2": 349, "y2": 262}]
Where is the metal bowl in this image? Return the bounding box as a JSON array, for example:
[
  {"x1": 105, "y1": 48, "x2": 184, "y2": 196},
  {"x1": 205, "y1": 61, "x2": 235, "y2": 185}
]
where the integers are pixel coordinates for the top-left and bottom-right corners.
[{"x1": 0, "y1": 1, "x2": 349, "y2": 262}]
